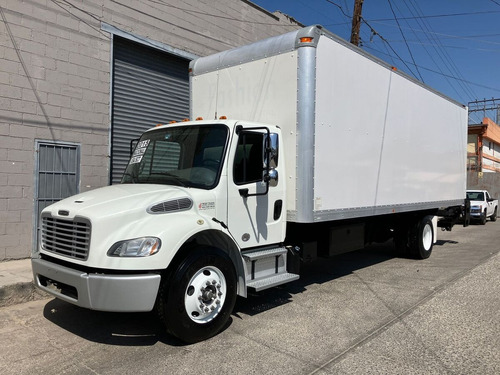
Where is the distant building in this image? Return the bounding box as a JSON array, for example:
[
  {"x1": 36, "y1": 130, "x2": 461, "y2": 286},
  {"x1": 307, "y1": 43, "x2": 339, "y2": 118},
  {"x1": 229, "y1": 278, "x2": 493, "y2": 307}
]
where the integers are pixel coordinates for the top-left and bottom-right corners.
[
  {"x1": 467, "y1": 118, "x2": 500, "y2": 173},
  {"x1": 0, "y1": 0, "x2": 301, "y2": 260}
]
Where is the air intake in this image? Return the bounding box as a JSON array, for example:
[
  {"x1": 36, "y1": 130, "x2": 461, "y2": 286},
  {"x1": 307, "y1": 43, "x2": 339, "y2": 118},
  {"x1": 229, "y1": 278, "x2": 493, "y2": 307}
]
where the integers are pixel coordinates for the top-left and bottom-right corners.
[{"x1": 147, "y1": 198, "x2": 193, "y2": 214}]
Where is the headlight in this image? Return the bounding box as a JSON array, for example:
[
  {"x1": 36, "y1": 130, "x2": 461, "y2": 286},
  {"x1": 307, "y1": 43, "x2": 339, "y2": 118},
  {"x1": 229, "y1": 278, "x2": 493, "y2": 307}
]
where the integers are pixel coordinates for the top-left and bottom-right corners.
[{"x1": 107, "y1": 237, "x2": 161, "y2": 257}]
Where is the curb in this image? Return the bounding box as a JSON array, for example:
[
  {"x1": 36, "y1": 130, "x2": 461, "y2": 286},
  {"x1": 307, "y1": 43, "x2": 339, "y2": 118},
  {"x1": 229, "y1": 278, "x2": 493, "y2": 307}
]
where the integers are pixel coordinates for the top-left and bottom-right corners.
[
  {"x1": 0, "y1": 259, "x2": 50, "y2": 308},
  {"x1": 0, "y1": 282, "x2": 50, "y2": 308}
]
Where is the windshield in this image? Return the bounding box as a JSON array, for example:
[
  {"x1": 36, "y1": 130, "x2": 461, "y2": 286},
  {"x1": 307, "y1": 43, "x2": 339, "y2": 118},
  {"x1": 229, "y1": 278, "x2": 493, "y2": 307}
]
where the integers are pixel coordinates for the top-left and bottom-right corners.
[
  {"x1": 466, "y1": 191, "x2": 484, "y2": 201},
  {"x1": 121, "y1": 124, "x2": 228, "y2": 189}
]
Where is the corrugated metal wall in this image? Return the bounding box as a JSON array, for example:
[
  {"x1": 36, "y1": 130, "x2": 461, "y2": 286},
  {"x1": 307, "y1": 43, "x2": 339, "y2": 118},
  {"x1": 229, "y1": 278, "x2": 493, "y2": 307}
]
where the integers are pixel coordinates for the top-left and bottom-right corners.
[{"x1": 111, "y1": 37, "x2": 190, "y2": 184}]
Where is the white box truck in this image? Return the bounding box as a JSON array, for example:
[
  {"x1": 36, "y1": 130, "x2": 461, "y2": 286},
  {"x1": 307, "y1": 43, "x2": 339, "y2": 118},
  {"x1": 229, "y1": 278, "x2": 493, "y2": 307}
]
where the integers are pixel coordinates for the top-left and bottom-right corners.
[{"x1": 32, "y1": 26, "x2": 468, "y2": 343}]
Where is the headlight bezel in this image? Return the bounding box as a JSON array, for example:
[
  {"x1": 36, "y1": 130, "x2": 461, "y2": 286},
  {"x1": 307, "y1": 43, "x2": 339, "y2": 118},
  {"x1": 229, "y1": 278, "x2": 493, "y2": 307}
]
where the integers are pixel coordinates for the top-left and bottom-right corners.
[{"x1": 107, "y1": 237, "x2": 161, "y2": 257}]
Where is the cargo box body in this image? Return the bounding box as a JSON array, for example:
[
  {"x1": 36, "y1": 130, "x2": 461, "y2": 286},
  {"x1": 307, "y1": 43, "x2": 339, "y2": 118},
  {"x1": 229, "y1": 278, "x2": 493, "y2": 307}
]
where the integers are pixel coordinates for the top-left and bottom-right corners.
[{"x1": 190, "y1": 26, "x2": 468, "y2": 224}]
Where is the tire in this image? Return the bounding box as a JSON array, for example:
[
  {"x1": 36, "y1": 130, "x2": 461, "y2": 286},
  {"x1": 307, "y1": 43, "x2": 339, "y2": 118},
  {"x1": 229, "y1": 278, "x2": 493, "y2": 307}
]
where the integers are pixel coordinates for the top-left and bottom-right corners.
[
  {"x1": 408, "y1": 217, "x2": 434, "y2": 259},
  {"x1": 490, "y1": 207, "x2": 497, "y2": 222},
  {"x1": 157, "y1": 248, "x2": 237, "y2": 343},
  {"x1": 480, "y1": 209, "x2": 487, "y2": 225}
]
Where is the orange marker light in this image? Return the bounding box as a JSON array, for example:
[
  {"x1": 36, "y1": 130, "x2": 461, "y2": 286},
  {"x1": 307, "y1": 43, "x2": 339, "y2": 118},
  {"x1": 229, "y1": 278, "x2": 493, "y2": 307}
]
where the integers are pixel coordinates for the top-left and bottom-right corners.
[
  {"x1": 182, "y1": 118, "x2": 189, "y2": 122},
  {"x1": 196, "y1": 117, "x2": 203, "y2": 121},
  {"x1": 156, "y1": 123, "x2": 163, "y2": 127},
  {"x1": 169, "y1": 120, "x2": 176, "y2": 124},
  {"x1": 299, "y1": 37, "x2": 313, "y2": 43},
  {"x1": 219, "y1": 116, "x2": 227, "y2": 120}
]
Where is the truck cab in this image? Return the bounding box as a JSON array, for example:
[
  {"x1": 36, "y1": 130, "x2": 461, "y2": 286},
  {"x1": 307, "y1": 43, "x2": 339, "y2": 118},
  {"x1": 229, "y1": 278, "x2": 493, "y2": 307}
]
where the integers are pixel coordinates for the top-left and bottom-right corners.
[{"x1": 32, "y1": 119, "x2": 297, "y2": 343}]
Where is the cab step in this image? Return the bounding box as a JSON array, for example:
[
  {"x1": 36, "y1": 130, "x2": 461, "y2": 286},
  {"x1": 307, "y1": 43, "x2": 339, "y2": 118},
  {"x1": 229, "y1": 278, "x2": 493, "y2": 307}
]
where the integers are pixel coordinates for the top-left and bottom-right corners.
[
  {"x1": 243, "y1": 246, "x2": 299, "y2": 292},
  {"x1": 246, "y1": 272, "x2": 299, "y2": 292}
]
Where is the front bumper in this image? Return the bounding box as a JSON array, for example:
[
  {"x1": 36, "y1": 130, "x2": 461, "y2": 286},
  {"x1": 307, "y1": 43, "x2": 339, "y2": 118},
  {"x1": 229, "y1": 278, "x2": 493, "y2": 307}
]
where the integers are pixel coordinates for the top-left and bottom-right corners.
[
  {"x1": 31, "y1": 258, "x2": 161, "y2": 312},
  {"x1": 469, "y1": 211, "x2": 483, "y2": 219}
]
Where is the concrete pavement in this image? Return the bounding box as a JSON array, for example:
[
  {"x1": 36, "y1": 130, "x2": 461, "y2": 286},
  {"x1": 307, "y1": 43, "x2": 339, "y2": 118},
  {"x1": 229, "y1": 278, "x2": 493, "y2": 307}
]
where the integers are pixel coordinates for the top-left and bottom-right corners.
[{"x1": 0, "y1": 223, "x2": 499, "y2": 374}]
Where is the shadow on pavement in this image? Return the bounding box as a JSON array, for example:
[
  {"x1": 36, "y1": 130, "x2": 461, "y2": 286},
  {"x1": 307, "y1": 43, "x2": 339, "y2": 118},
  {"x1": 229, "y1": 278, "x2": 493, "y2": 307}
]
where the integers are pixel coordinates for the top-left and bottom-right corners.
[
  {"x1": 234, "y1": 241, "x2": 399, "y2": 317},
  {"x1": 42, "y1": 241, "x2": 418, "y2": 344},
  {"x1": 42, "y1": 299, "x2": 185, "y2": 346}
]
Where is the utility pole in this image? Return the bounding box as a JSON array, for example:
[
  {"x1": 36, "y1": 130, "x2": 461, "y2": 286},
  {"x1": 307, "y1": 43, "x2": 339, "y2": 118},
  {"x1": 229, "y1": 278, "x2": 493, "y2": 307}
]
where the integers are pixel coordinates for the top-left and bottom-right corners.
[{"x1": 350, "y1": 0, "x2": 364, "y2": 46}]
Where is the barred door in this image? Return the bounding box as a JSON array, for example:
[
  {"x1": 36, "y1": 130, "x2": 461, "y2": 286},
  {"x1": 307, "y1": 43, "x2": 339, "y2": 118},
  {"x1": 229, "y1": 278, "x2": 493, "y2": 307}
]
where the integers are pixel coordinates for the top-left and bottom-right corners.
[{"x1": 34, "y1": 141, "x2": 80, "y2": 252}]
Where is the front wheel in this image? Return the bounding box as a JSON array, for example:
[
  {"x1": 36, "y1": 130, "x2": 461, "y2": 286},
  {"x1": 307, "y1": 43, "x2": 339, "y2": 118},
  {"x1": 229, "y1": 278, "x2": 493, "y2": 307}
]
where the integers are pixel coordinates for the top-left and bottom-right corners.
[
  {"x1": 480, "y1": 209, "x2": 487, "y2": 225},
  {"x1": 157, "y1": 248, "x2": 237, "y2": 343}
]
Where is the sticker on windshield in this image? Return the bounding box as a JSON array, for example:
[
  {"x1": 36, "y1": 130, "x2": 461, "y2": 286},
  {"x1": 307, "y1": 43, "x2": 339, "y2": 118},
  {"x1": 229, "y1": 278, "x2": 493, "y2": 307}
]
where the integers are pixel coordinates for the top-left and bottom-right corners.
[{"x1": 130, "y1": 140, "x2": 150, "y2": 164}]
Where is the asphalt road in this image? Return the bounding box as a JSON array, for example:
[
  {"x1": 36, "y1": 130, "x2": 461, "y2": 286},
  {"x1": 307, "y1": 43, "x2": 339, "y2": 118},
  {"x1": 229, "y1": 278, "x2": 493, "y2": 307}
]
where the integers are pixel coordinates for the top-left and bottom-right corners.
[{"x1": 1, "y1": 221, "x2": 499, "y2": 375}]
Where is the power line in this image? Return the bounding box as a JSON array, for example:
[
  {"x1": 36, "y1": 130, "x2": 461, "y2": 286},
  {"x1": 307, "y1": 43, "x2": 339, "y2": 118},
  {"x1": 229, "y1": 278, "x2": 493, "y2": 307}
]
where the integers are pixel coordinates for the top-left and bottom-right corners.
[
  {"x1": 405, "y1": 0, "x2": 478, "y2": 100},
  {"x1": 363, "y1": 45, "x2": 500, "y2": 93},
  {"x1": 369, "y1": 20, "x2": 500, "y2": 46},
  {"x1": 396, "y1": 0, "x2": 469, "y2": 101},
  {"x1": 367, "y1": 9, "x2": 500, "y2": 21},
  {"x1": 383, "y1": 39, "x2": 500, "y2": 53},
  {"x1": 386, "y1": 0, "x2": 424, "y2": 82}
]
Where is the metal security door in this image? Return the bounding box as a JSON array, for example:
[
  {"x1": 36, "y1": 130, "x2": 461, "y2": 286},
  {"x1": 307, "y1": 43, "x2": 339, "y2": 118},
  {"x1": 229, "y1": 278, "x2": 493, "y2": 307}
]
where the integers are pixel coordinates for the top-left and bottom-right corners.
[
  {"x1": 34, "y1": 141, "x2": 80, "y2": 252},
  {"x1": 111, "y1": 37, "x2": 190, "y2": 184}
]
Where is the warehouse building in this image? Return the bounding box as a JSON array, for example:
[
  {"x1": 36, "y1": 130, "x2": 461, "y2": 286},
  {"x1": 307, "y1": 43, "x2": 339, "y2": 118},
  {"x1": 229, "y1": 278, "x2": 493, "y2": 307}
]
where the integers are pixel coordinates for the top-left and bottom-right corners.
[
  {"x1": 0, "y1": 0, "x2": 301, "y2": 260},
  {"x1": 467, "y1": 117, "x2": 500, "y2": 173}
]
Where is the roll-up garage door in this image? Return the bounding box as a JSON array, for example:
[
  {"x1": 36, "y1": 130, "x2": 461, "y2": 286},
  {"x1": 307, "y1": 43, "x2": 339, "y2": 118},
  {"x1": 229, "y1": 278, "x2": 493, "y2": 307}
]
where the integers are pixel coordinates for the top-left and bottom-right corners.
[{"x1": 111, "y1": 36, "x2": 190, "y2": 184}]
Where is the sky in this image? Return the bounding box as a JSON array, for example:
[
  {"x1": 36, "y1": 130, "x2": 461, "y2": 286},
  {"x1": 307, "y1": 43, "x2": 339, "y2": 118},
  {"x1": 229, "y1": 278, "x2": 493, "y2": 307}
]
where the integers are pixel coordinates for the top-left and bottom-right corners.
[{"x1": 251, "y1": 0, "x2": 500, "y2": 121}]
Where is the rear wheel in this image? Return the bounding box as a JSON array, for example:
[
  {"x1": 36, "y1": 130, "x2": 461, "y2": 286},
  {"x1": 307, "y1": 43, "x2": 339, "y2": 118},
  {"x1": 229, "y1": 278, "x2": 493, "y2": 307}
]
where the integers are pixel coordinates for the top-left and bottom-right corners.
[
  {"x1": 157, "y1": 247, "x2": 237, "y2": 343},
  {"x1": 490, "y1": 207, "x2": 497, "y2": 222},
  {"x1": 408, "y1": 217, "x2": 434, "y2": 259}
]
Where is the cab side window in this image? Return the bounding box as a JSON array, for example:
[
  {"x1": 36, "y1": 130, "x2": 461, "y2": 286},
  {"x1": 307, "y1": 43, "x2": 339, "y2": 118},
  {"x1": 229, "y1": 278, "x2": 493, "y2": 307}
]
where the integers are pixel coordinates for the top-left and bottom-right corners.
[{"x1": 233, "y1": 132, "x2": 264, "y2": 185}]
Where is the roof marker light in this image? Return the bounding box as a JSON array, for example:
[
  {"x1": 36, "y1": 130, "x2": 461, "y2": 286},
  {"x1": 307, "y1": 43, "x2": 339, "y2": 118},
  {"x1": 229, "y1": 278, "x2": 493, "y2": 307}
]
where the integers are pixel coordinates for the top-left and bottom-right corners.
[
  {"x1": 299, "y1": 37, "x2": 313, "y2": 43},
  {"x1": 219, "y1": 116, "x2": 227, "y2": 120}
]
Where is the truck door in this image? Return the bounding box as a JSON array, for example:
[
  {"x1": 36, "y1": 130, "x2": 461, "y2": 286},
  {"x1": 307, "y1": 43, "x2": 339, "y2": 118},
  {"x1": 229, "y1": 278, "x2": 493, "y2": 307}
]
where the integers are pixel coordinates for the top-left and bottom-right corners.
[{"x1": 227, "y1": 126, "x2": 285, "y2": 249}]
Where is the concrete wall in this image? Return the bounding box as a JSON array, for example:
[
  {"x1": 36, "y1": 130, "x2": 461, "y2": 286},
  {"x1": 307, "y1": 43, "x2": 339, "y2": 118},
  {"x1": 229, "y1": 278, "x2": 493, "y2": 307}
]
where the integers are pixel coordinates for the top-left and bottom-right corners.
[
  {"x1": 467, "y1": 172, "x2": 500, "y2": 200},
  {"x1": 0, "y1": 0, "x2": 300, "y2": 260}
]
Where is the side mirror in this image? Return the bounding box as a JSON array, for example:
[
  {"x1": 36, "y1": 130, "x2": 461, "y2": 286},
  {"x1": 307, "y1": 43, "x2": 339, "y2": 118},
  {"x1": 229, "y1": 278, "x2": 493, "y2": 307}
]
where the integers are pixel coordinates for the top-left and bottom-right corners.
[
  {"x1": 267, "y1": 133, "x2": 279, "y2": 169},
  {"x1": 264, "y1": 133, "x2": 279, "y2": 187},
  {"x1": 267, "y1": 169, "x2": 278, "y2": 187}
]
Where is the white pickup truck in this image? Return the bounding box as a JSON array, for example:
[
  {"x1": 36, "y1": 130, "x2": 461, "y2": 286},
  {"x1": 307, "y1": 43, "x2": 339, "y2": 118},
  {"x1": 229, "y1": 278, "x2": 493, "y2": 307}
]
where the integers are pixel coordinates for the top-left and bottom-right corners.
[{"x1": 466, "y1": 190, "x2": 498, "y2": 224}]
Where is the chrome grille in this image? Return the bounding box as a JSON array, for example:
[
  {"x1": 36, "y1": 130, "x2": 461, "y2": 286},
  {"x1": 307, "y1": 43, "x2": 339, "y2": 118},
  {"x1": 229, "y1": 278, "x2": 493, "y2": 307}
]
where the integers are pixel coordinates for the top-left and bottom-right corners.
[{"x1": 41, "y1": 215, "x2": 91, "y2": 260}]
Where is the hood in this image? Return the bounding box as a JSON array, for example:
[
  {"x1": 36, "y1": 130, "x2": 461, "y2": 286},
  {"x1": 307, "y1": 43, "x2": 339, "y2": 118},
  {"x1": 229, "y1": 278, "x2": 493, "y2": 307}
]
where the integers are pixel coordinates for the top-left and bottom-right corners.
[
  {"x1": 468, "y1": 200, "x2": 484, "y2": 207},
  {"x1": 44, "y1": 184, "x2": 195, "y2": 220}
]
